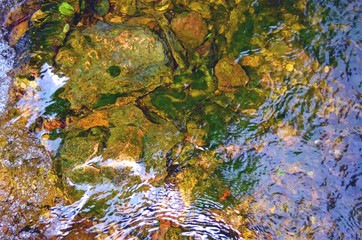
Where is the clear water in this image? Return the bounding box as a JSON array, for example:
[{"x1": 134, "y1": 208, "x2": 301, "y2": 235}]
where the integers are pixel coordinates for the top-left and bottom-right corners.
[
  {"x1": 0, "y1": 28, "x2": 15, "y2": 115},
  {"x1": 0, "y1": 0, "x2": 361, "y2": 239}
]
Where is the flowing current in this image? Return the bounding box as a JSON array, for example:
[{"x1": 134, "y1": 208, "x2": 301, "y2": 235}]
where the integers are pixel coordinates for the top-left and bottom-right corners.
[
  {"x1": 0, "y1": 0, "x2": 26, "y2": 115},
  {"x1": 0, "y1": 22, "x2": 13, "y2": 114}
]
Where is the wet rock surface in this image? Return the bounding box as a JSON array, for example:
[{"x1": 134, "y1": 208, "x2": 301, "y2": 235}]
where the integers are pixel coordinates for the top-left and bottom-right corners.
[
  {"x1": 59, "y1": 103, "x2": 183, "y2": 183},
  {"x1": 0, "y1": 122, "x2": 62, "y2": 239},
  {"x1": 56, "y1": 22, "x2": 171, "y2": 110},
  {"x1": 215, "y1": 56, "x2": 249, "y2": 92},
  {"x1": 171, "y1": 11, "x2": 208, "y2": 50}
]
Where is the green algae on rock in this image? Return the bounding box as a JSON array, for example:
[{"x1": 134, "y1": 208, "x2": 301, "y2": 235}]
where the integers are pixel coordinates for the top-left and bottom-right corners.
[
  {"x1": 29, "y1": 0, "x2": 79, "y2": 68},
  {"x1": 92, "y1": 0, "x2": 110, "y2": 16},
  {"x1": 56, "y1": 21, "x2": 171, "y2": 110},
  {"x1": 58, "y1": 104, "x2": 182, "y2": 184}
]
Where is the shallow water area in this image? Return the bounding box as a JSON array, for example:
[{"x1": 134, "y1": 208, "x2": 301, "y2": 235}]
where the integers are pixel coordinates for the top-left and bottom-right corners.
[{"x1": 0, "y1": 0, "x2": 362, "y2": 239}]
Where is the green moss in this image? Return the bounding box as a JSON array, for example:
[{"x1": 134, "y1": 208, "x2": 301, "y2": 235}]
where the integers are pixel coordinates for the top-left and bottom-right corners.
[
  {"x1": 229, "y1": 13, "x2": 254, "y2": 54},
  {"x1": 173, "y1": 74, "x2": 185, "y2": 84},
  {"x1": 168, "y1": 88, "x2": 186, "y2": 100},
  {"x1": 183, "y1": 95, "x2": 206, "y2": 110},
  {"x1": 93, "y1": 93, "x2": 124, "y2": 108},
  {"x1": 260, "y1": 14, "x2": 279, "y2": 30},
  {"x1": 45, "y1": 88, "x2": 71, "y2": 117},
  {"x1": 58, "y1": 2, "x2": 74, "y2": 16},
  {"x1": 29, "y1": 1, "x2": 76, "y2": 66},
  {"x1": 190, "y1": 69, "x2": 208, "y2": 90},
  {"x1": 92, "y1": 0, "x2": 110, "y2": 16},
  {"x1": 151, "y1": 94, "x2": 178, "y2": 119},
  {"x1": 107, "y1": 65, "x2": 121, "y2": 77},
  {"x1": 234, "y1": 88, "x2": 265, "y2": 109}
]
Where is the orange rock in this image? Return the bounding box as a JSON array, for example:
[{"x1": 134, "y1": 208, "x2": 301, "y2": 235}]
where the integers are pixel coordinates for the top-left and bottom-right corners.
[
  {"x1": 215, "y1": 56, "x2": 249, "y2": 92},
  {"x1": 75, "y1": 111, "x2": 109, "y2": 130},
  {"x1": 241, "y1": 55, "x2": 261, "y2": 68},
  {"x1": 171, "y1": 11, "x2": 208, "y2": 50},
  {"x1": 220, "y1": 189, "x2": 231, "y2": 201},
  {"x1": 43, "y1": 119, "x2": 65, "y2": 131},
  {"x1": 9, "y1": 20, "x2": 28, "y2": 46}
]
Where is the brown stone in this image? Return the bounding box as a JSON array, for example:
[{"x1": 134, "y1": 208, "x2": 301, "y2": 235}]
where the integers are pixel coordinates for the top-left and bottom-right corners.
[
  {"x1": 75, "y1": 110, "x2": 109, "y2": 130},
  {"x1": 126, "y1": 16, "x2": 158, "y2": 29},
  {"x1": 215, "y1": 56, "x2": 249, "y2": 92},
  {"x1": 241, "y1": 55, "x2": 261, "y2": 68},
  {"x1": 171, "y1": 11, "x2": 208, "y2": 50},
  {"x1": 9, "y1": 20, "x2": 28, "y2": 46},
  {"x1": 43, "y1": 118, "x2": 66, "y2": 131}
]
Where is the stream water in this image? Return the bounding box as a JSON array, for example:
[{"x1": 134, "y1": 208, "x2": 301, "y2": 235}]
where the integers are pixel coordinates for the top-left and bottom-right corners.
[{"x1": 0, "y1": 0, "x2": 361, "y2": 239}]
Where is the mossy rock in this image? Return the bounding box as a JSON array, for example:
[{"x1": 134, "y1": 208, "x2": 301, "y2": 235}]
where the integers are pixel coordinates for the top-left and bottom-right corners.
[
  {"x1": 141, "y1": 67, "x2": 214, "y2": 122},
  {"x1": 59, "y1": 127, "x2": 109, "y2": 170},
  {"x1": 56, "y1": 22, "x2": 171, "y2": 110},
  {"x1": 142, "y1": 118, "x2": 183, "y2": 175},
  {"x1": 29, "y1": 0, "x2": 78, "y2": 67},
  {"x1": 92, "y1": 0, "x2": 110, "y2": 16},
  {"x1": 186, "y1": 101, "x2": 234, "y2": 148}
]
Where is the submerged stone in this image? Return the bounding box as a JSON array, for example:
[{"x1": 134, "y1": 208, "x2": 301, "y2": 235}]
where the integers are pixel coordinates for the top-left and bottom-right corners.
[
  {"x1": 171, "y1": 11, "x2": 208, "y2": 50},
  {"x1": 29, "y1": 1, "x2": 77, "y2": 68},
  {"x1": 92, "y1": 0, "x2": 110, "y2": 16},
  {"x1": 0, "y1": 123, "x2": 61, "y2": 238},
  {"x1": 215, "y1": 56, "x2": 249, "y2": 92},
  {"x1": 114, "y1": 0, "x2": 137, "y2": 16},
  {"x1": 56, "y1": 22, "x2": 171, "y2": 110},
  {"x1": 59, "y1": 104, "x2": 182, "y2": 183}
]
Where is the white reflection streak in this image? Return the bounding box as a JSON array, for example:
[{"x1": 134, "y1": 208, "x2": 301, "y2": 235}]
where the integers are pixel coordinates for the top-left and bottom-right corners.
[
  {"x1": 15, "y1": 63, "x2": 68, "y2": 126},
  {"x1": 43, "y1": 185, "x2": 93, "y2": 238}
]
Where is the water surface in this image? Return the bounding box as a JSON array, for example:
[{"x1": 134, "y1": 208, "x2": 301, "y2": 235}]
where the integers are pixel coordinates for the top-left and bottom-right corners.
[{"x1": 0, "y1": 0, "x2": 361, "y2": 239}]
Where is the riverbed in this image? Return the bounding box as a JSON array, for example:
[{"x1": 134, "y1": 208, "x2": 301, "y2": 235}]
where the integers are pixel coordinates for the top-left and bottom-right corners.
[{"x1": 0, "y1": 0, "x2": 361, "y2": 239}]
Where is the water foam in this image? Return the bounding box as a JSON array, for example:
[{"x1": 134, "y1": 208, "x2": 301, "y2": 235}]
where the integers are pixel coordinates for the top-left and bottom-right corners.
[
  {"x1": 0, "y1": 0, "x2": 28, "y2": 116},
  {"x1": 0, "y1": 32, "x2": 15, "y2": 115}
]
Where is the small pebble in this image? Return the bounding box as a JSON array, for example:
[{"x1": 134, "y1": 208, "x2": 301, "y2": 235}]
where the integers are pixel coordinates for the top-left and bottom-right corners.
[{"x1": 286, "y1": 63, "x2": 294, "y2": 72}]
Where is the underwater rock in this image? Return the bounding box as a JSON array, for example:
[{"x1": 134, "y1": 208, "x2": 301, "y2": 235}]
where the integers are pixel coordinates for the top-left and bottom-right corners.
[
  {"x1": 138, "y1": 0, "x2": 172, "y2": 12},
  {"x1": 215, "y1": 56, "x2": 249, "y2": 92},
  {"x1": 74, "y1": 110, "x2": 109, "y2": 130},
  {"x1": 8, "y1": 20, "x2": 28, "y2": 46},
  {"x1": 60, "y1": 130, "x2": 105, "y2": 165},
  {"x1": 59, "y1": 104, "x2": 182, "y2": 183},
  {"x1": 92, "y1": 0, "x2": 110, "y2": 16},
  {"x1": 188, "y1": 1, "x2": 212, "y2": 19},
  {"x1": 126, "y1": 16, "x2": 158, "y2": 29},
  {"x1": 114, "y1": 0, "x2": 137, "y2": 16},
  {"x1": 0, "y1": 123, "x2": 61, "y2": 238},
  {"x1": 56, "y1": 22, "x2": 171, "y2": 110},
  {"x1": 102, "y1": 105, "x2": 150, "y2": 161},
  {"x1": 28, "y1": 0, "x2": 78, "y2": 68},
  {"x1": 241, "y1": 55, "x2": 261, "y2": 68},
  {"x1": 171, "y1": 11, "x2": 208, "y2": 50}
]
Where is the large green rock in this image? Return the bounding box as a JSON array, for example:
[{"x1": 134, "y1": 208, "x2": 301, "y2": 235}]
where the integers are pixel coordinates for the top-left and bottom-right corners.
[{"x1": 56, "y1": 22, "x2": 171, "y2": 110}]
